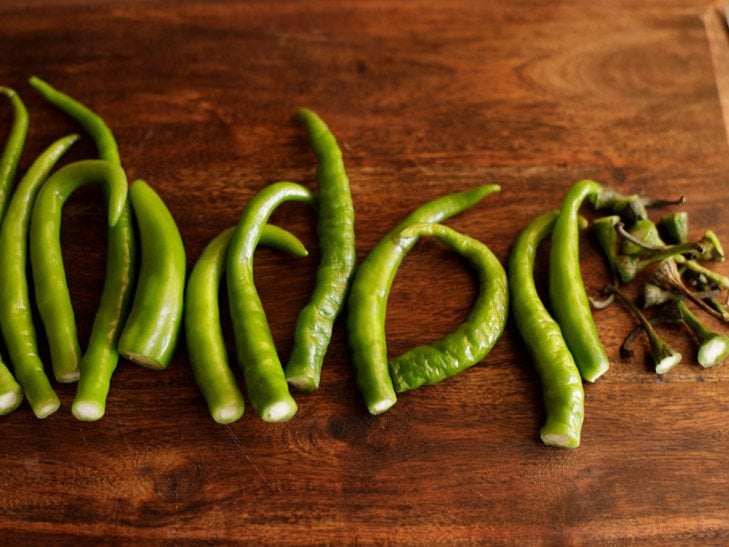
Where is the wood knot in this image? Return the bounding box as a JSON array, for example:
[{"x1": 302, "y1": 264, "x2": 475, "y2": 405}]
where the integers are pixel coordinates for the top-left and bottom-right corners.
[{"x1": 153, "y1": 460, "x2": 205, "y2": 503}]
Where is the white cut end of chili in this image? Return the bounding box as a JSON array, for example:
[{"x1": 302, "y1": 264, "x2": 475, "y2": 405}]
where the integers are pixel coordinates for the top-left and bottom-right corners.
[
  {"x1": 57, "y1": 370, "x2": 81, "y2": 383},
  {"x1": 122, "y1": 352, "x2": 164, "y2": 370},
  {"x1": 213, "y1": 404, "x2": 243, "y2": 425},
  {"x1": 35, "y1": 399, "x2": 61, "y2": 419},
  {"x1": 287, "y1": 375, "x2": 315, "y2": 391},
  {"x1": 370, "y1": 398, "x2": 396, "y2": 415},
  {"x1": 72, "y1": 401, "x2": 104, "y2": 422},
  {"x1": 0, "y1": 391, "x2": 20, "y2": 412},
  {"x1": 262, "y1": 401, "x2": 296, "y2": 422},
  {"x1": 655, "y1": 353, "x2": 682, "y2": 375},
  {"x1": 541, "y1": 433, "x2": 576, "y2": 449},
  {"x1": 699, "y1": 337, "x2": 729, "y2": 368}
]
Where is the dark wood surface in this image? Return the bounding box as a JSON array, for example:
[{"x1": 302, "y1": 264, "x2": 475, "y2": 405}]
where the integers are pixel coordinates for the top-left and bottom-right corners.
[{"x1": 1, "y1": 0, "x2": 729, "y2": 543}]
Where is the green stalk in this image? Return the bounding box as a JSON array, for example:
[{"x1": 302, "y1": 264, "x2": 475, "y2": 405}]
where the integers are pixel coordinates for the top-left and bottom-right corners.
[
  {"x1": 605, "y1": 284, "x2": 682, "y2": 374},
  {"x1": 675, "y1": 300, "x2": 729, "y2": 368}
]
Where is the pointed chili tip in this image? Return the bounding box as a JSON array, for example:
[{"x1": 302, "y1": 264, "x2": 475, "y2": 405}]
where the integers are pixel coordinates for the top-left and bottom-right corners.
[
  {"x1": 28, "y1": 75, "x2": 48, "y2": 92},
  {"x1": 106, "y1": 170, "x2": 131, "y2": 227},
  {"x1": 473, "y1": 184, "x2": 501, "y2": 199},
  {"x1": 294, "y1": 107, "x2": 320, "y2": 127},
  {"x1": 67, "y1": 133, "x2": 81, "y2": 145}
]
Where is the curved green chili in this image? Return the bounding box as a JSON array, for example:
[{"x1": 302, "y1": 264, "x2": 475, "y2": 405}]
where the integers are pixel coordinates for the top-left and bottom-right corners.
[
  {"x1": 227, "y1": 182, "x2": 315, "y2": 422},
  {"x1": 0, "y1": 86, "x2": 29, "y2": 221},
  {"x1": 186, "y1": 224, "x2": 308, "y2": 424},
  {"x1": 0, "y1": 133, "x2": 79, "y2": 417},
  {"x1": 285, "y1": 108, "x2": 356, "y2": 391},
  {"x1": 0, "y1": 86, "x2": 30, "y2": 416},
  {"x1": 347, "y1": 184, "x2": 500, "y2": 415},
  {"x1": 118, "y1": 180, "x2": 185, "y2": 370},
  {"x1": 388, "y1": 222, "x2": 508, "y2": 391},
  {"x1": 510, "y1": 211, "x2": 584, "y2": 448},
  {"x1": 30, "y1": 77, "x2": 120, "y2": 164},
  {"x1": 30, "y1": 76, "x2": 137, "y2": 421},
  {"x1": 549, "y1": 180, "x2": 610, "y2": 383},
  {"x1": 30, "y1": 160, "x2": 127, "y2": 384}
]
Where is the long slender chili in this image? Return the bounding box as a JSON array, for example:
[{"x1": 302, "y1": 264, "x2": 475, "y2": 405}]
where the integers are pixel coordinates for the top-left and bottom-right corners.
[
  {"x1": 0, "y1": 86, "x2": 30, "y2": 415},
  {"x1": 285, "y1": 108, "x2": 356, "y2": 391},
  {"x1": 227, "y1": 182, "x2": 315, "y2": 422},
  {"x1": 0, "y1": 134, "x2": 79, "y2": 417},
  {"x1": 186, "y1": 225, "x2": 309, "y2": 424},
  {"x1": 387, "y1": 222, "x2": 508, "y2": 391},
  {"x1": 30, "y1": 160, "x2": 127, "y2": 384},
  {"x1": 549, "y1": 180, "x2": 610, "y2": 382},
  {"x1": 30, "y1": 76, "x2": 137, "y2": 420},
  {"x1": 0, "y1": 86, "x2": 29, "y2": 221},
  {"x1": 509, "y1": 211, "x2": 584, "y2": 448},
  {"x1": 347, "y1": 185, "x2": 500, "y2": 415},
  {"x1": 117, "y1": 180, "x2": 186, "y2": 370}
]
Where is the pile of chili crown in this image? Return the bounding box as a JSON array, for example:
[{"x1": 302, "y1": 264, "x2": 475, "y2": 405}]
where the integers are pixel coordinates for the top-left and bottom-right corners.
[
  {"x1": 1, "y1": 79, "x2": 725, "y2": 450},
  {"x1": 511, "y1": 182, "x2": 729, "y2": 448}
]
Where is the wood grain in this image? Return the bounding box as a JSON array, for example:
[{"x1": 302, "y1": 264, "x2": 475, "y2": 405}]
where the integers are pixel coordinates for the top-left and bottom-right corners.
[{"x1": 1, "y1": 0, "x2": 729, "y2": 543}]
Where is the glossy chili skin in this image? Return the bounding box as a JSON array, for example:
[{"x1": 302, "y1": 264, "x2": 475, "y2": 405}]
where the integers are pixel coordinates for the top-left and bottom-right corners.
[
  {"x1": 549, "y1": 180, "x2": 610, "y2": 383},
  {"x1": 347, "y1": 184, "x2": 500, "y2": 415},
  {"x1": 387, "y1": 222, "x2": 508, "y2": 391},
  {"x1": 0, "y1": 86, "x2": 29, "y2": 221},
  {"x1": 0, "y1": 134, "x2": 79, "y2": 417},
  {"x1": 510, "y1": 211, "x2": 584, "y2": 448},
  {"x1": 118, "y1": 180, "x2": 186, "y2": 370},
  {"x1": 30, "y1": 76, "x2": 137, "y2": 421},
  {"x1": 30, "y1": 160, "x2": 127, "y2": 385},
  {"x1": 227, "y1": 182, "x2": 315, "y2": 422},
  {"x1": 285, "y1": 108, "x2": 356, "y2": 392},
  {"x1": 0, "y1": 86, "x2": 30, "y2": 415},
  {"x1": 186, "y1": 225, "x2": 308, "y2": 424}
]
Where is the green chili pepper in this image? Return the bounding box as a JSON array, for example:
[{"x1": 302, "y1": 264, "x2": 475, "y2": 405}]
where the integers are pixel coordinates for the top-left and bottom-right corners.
[
  {"x1": 0, "y1": 86, "x2": 29, "y2": 221},
  {"x1": 227, "y1": 181, "x2": 315, "y2": 422},
  {"x1": 0, "y1": 86, "x2": 30, "y2": 415},
  {"x1": 29, "y1": 76, "x2": 137, "y2": 421},
  {"x1": 675, "y1": 300, "x2": 729, "y2": 368},
  {"x1": 510, "y1": 211, "x2": 584, "y2": 448},
  {"x1": 117, "y1": 180, "x2": 186, "y2": 370},
  {"x1": 30, "y1": 160, "x2": 128, "y2": 384},
  {"x1": 0, "y1": 133, "x2": 79, "y2": 417},
  {"x1": 186, "y1": 225, "x2": 308, "y2": 425},
  {"x1": 549, "y1": 180, "x2": 611, "y2": 382},
  {"x1": 347, "y1": 185, "x2": 500, "y2": 415},
  {"x1": 29, "y1": 77, "x2": 120, "y2": 164},
  {"x1": 285, "y1": 108, "x2": 356, "y2": 392},
  {"x1": 387, "y1": 222, "x2": 508, "y2": 391}
]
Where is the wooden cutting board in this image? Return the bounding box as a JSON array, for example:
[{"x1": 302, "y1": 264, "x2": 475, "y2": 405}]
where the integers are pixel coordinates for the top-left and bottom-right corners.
[{"x1": 1, "y1": 0, "x2": 728, "y2": 542}]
